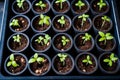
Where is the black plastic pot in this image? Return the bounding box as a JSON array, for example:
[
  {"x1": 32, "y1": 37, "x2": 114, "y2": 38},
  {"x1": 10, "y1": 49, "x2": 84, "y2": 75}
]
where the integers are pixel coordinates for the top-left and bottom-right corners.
[
  {"x1": 12, "y1": 0, "x2": 31, "y2": 14},
  {"x1": 52, "y1": 33, "x2": 73, "y2": 53},
  {"x1": 98, "y1": 52, "x2": 120, "y2": 74},
  {"x1": 71, "y1": 0, "x2": 90, "y2": 15},
  {"x1": 75, "y1": 52, "x2": 98, "y2": 75},
  {"x1": 52, "y1": 53, "x2": 74, "y2": 75},
  {"x1": 9, "y1": 15, "x2": 30, "y2": 33},
  {"x1": 52, "y1": 14, "x2": 71, "y2": 33},
  {"x1": 4, "y1": 53, "x2": 28, "y2": 75},
  {"x1": 28, "y1": 53, "x2": 51, "y2": 76},
  {"x1": 31, "y1": 0, "x2": 51, "y2": 15},
  {"x1": 7, "y1": 33, "x2": 29, "y2": 52}
]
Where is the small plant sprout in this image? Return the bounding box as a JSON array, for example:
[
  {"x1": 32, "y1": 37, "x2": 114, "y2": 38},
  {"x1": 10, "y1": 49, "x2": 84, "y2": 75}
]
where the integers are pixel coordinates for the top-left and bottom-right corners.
[
  {"x1": 82, "y1": 33, "x2": 91, "y2": 44},
  {"x1": 39, "y1": 14, "x2": 50, "y2": 26},
  {"x1": 12, "y1": 35, "x2": 21, "y2": 45},
  {"x1": 55, "y1": 0, "x2": 66, "y2": 9},
  {"x1": 35, "y1": 1, "x2": 46, "y2": 10},
  {"x1": 82, "y1": 55, "x2": 92, "y2": 65},
  {"x1": 101, "y1": 16, "x2": 110, "y2": 28},
  {"x1": 78, "y1": 14, "x2": 89, "y2": 26},
  {"x1": 97, "y1": 0, "x2": 106, "y2": 11},
  {"x1": 10, "y1": 19, "x2": 20, "y2": 27},
  {"x1": 58, "y1": 53, "x2": 68, "y2": 66},
  {"x1": 57, "y1": 16, "x2": 65, "y2": 27},
  {"x1": 75, "y1": 0, "x2": 85, "y2": 10},
  {"x1": 29, "y1": 53, "x2": 45, "y2": 64},
  {"x1": 103, "y1": 53, "x2": 118, "y2": 67},
  {"x1": 16, "y1": 0, "x2": 25, "y2": 10},
  {"x1": 7, "y1": 54, "x2": 19, "y2": 67},
  {"x1": 61, "y1": 36, "x2": 70, "y2": 46},
  {"x1": 98, "y1": 31, "x2": 113, "y2": 45}
]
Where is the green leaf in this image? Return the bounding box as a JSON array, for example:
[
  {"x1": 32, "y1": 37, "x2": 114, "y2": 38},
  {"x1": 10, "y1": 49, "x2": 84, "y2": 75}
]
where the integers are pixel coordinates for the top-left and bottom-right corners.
[
  {"x1": 34, "y1": 53, "x2": 38, "y2": 59},
  {"x1": 106, "y1": 36, "x2": 113, "y2": 40},
  {"x1": 87, "y1": 55, "x2": 90, "y2": 60},
  {"x1": 7, "y1": 61, "x2": 12, "y2": 67},
  {"x1": 37, "y1": 57, "x2": 44, "y2": 63},
  {"x1": 10, "y1": 54, "x2": 14, "y2": 61},
  {"x1": 28, "y1": 58, "x2": 36, "y2": 63},
  {"x1": 103, "y1": 59, "x2": 110, "y2": 62},
  {"x1": 108, "y1": 60, "x2": 112, "y2": 67},
  {"x1": 88, "y1": 61, "x2": 93, "y2": 64},
  {"x1": 12, "y1": 61, "x2": 19, "y2": 67},
  {"x1": 99, "y1": 31, "x2": 105, "y2": 37},
  {"x1": 99, "y1": 37, "x2": 105, "y2": 42},
  {"x1": 82, "y1": 59, "x2": 88, "y2": 63}
]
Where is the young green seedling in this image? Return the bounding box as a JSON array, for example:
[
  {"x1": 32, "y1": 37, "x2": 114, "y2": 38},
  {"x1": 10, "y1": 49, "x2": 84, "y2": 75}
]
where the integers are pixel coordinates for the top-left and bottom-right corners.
[
  {"x1": 61, "y1": 36, "x2": 70, "y2": 46},
  {"x1": 78, "y1": 14, "x2": 89, "y2": 26},
  {"x1": 29, "y1": 53, "x2": 45, "y2": 64},
  {"x1": 35, "y1": 1, "x2": 46, "y2": 10},
  {"x1": 55, "y1": 0, "x2": 66, "y2": 10},
  {"x1": 101, "y1": 16, "x2": 110, "y2": 28},
  {"x1": 7, "y1": 54, "x2": 19, "y2": 67},
  {"x1": 75, "y1": 0, "x2": 85, "y2": 10},
  {"x1": 57, "y1": 53, "x2": 67, "y2": 66},
  {"x1": 103, "y1": 53, "x2": 118, "y2": 67},
  {"x1": 57, "y1": 16, "x2": 65, "y2": 27},
  {"x1": 17, "y1": 0, "x2": 25, "y2": 10},
  {"x1": 12, "y1": 34, "x2": 21, "y2": 45},
  {"x1": 98, "y1": 31, "x2": 113, "y2": 45},
  {"x1": 39, "y1": 14, "x2": 50, "y2": 26},
  {"x1": 82, "y1": 55, "x2": 92, "y2": 65},
  {"x1": 82, "y1": 33, "x2": 91, "y2": 44},
  {"x1": 97, "y1": 0, "x2": 106, "y2": 11},
  {"x1": 10, "y1": 19, "x2": 20, "y2": 27}
]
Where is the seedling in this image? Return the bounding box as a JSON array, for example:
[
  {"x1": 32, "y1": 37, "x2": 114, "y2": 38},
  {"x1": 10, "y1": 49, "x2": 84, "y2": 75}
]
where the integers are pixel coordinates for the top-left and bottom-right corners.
[
  {"x1": 55, "y1": 0, "x2": 66, "y2": 9},
  {"x1": 82, "y1": 33, "x2": 91, "y2": 44},
  {"x1": 75, "y1": 0, "x2": 85, "y2": 10},
  {"x1": 39, "y1": 14, "x2": 50, "y2": 26},
  {"x1": 97, "y1": 0, "x2": 106, "y2": 11},
  {"x1": 61, "y1": 36, "x2": 70, "y2": 46},
  {"x1": 57, "y1": 16, "x2": 65, "y2": 27},
  {"x1": 101, "y1": 16, "x2": 110, "y2": 28},
  {"x1": 98, "y1": 31, "x2": 113, "y2": 45},
  {"x1": 35, "y1": 1, "x2": 46, "y2": 10},
  {"x1": 16, "y1": 0, "x2": 25, "y2": 10},
  {"x1": 29, "y1": 53, "x2": 45, "y2": 64},
  {"x1": 7, "y1": 54, "x2": 19, "y2": 67},
  {"x1": 12, "y1": 34, "x2": 21, "y2": 45},
  {"x1": 57, "y1": 53, "x2": 67, "y2": 66},
  {"x1": 10, "y1": 19, "x2": 20, "y2": 27},
  {"x1": 82, "y1": 55, "x2": 92, "y2": 65},
  {"x1": 78, "y1": 14, "x2": 89, "y2": 26},
  {"x1": 103, "y1": 53, "x2": 118, "y2": 67}
]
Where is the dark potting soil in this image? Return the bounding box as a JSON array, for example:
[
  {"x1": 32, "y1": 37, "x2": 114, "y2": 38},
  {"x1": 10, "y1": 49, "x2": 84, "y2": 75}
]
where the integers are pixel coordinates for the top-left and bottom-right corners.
[
  {"x1": 33, "y1": 0, "x2": 49, "y2": 13},
  {"x1": 11, "y1": 16, "x2": 29, "y2": 32},
  {"x1": 30, "y1": 56, "x2": 49, "y2": 75},
  {"x1": 53, "y1": 1, "x2": 69, "y2": 12},
  {"x1": 32, "y1": 17, "x2": 50, "y2": 31},
  {"x1": 75, "y1": 34, "x2": 92, "y2": 50},
  {"x1": 72, "y1": 0, "x2": 88, "y2": 14},
  {"x1": 53, "y1": 16, "x2": 70, "y2": 31},
  {"x1": 74, "y1": 18, "x2": 90, "y2": 32},
  {"x1": 13, "y1": 1, "x2": 29, "y2": 13},
  {"x1": 94, "y1": 16, "x2": 111, "y2": 31},
  {"x1": 54, "y1": 56, "x2": 73, "y2": 73},
  {"x1": 7, "y1": 55, "x2": 26, "y2": 73},
  {"x1": 77, "y1": 54, "x2": 96, "y2": 73},
  {"x1": 9, "y1": 35, "x2": 28, "y2": 51},
  {"x1": 100, "y1": 54, "x2": 118, "y2": 71},
  {"x1": 54, "y1": 35, "x2": 71, "y2": 51}
]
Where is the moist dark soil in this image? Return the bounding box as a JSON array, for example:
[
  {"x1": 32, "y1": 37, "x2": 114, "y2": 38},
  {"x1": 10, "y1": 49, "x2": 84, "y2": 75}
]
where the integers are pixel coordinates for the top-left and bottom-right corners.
[
  {"x1": 9, "y1": 34, "x2": 28, "y2": 51},
  {"x1": 32, "y1": 35, "x2": 50, "y2": 51},
  {"x1": 11, "y1": 16, "x2": 29, "y2": 32},
  {"x1": 30, "y1": 56, "x2": 49, "y2": 75},
  {"x1": 94, "y1": 16, "x2": 111, "y2": 31},
  {"x1": 74, "y1": 18, "x2": 90, "y2": 32},
  {"x1": 77, "y1": 54, "x2": 96, "y2": 73},
  {"x1": 91, "y1": 0, "x2": 108, "y2": 13},
  {"x1": 33, "y1": 0, "x2": 49, "y2": 13},
  {"x1": 53, "y1": 1, "x2": 69, "y2": 12},
  {"x1": 100, "y1": 54, "x2": 118, "y2": 71},
  {"x1": 54, "y1": 35, "x2": 71, "y2": 51},
  {"x1": 75, "y1": 34, "x2": 92, "y2": 50},
  {"x1": 13, "y1": 1, "x2": 29, "y2": 13},
  {"x1": 72, "y1": 0, "x2": 88, "y2": 14},
  {"x1": 53, "y1": 16, "x2": 70, "y2": 31},
  {"x1": 7, "y1": 55, "x2": 26, "y2": 73},
  {"x1": 32, "y1": 16, "x2": 50, "y2": 31},
  {"x1": 54, "y1": 56, "x2": 73, "y2": 73}
]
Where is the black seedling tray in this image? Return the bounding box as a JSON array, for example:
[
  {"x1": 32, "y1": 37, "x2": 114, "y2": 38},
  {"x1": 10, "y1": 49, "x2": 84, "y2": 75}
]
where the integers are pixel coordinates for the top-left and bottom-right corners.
[{"x1": 0, "y1": 0, "x2": 120, "y2": 79}]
